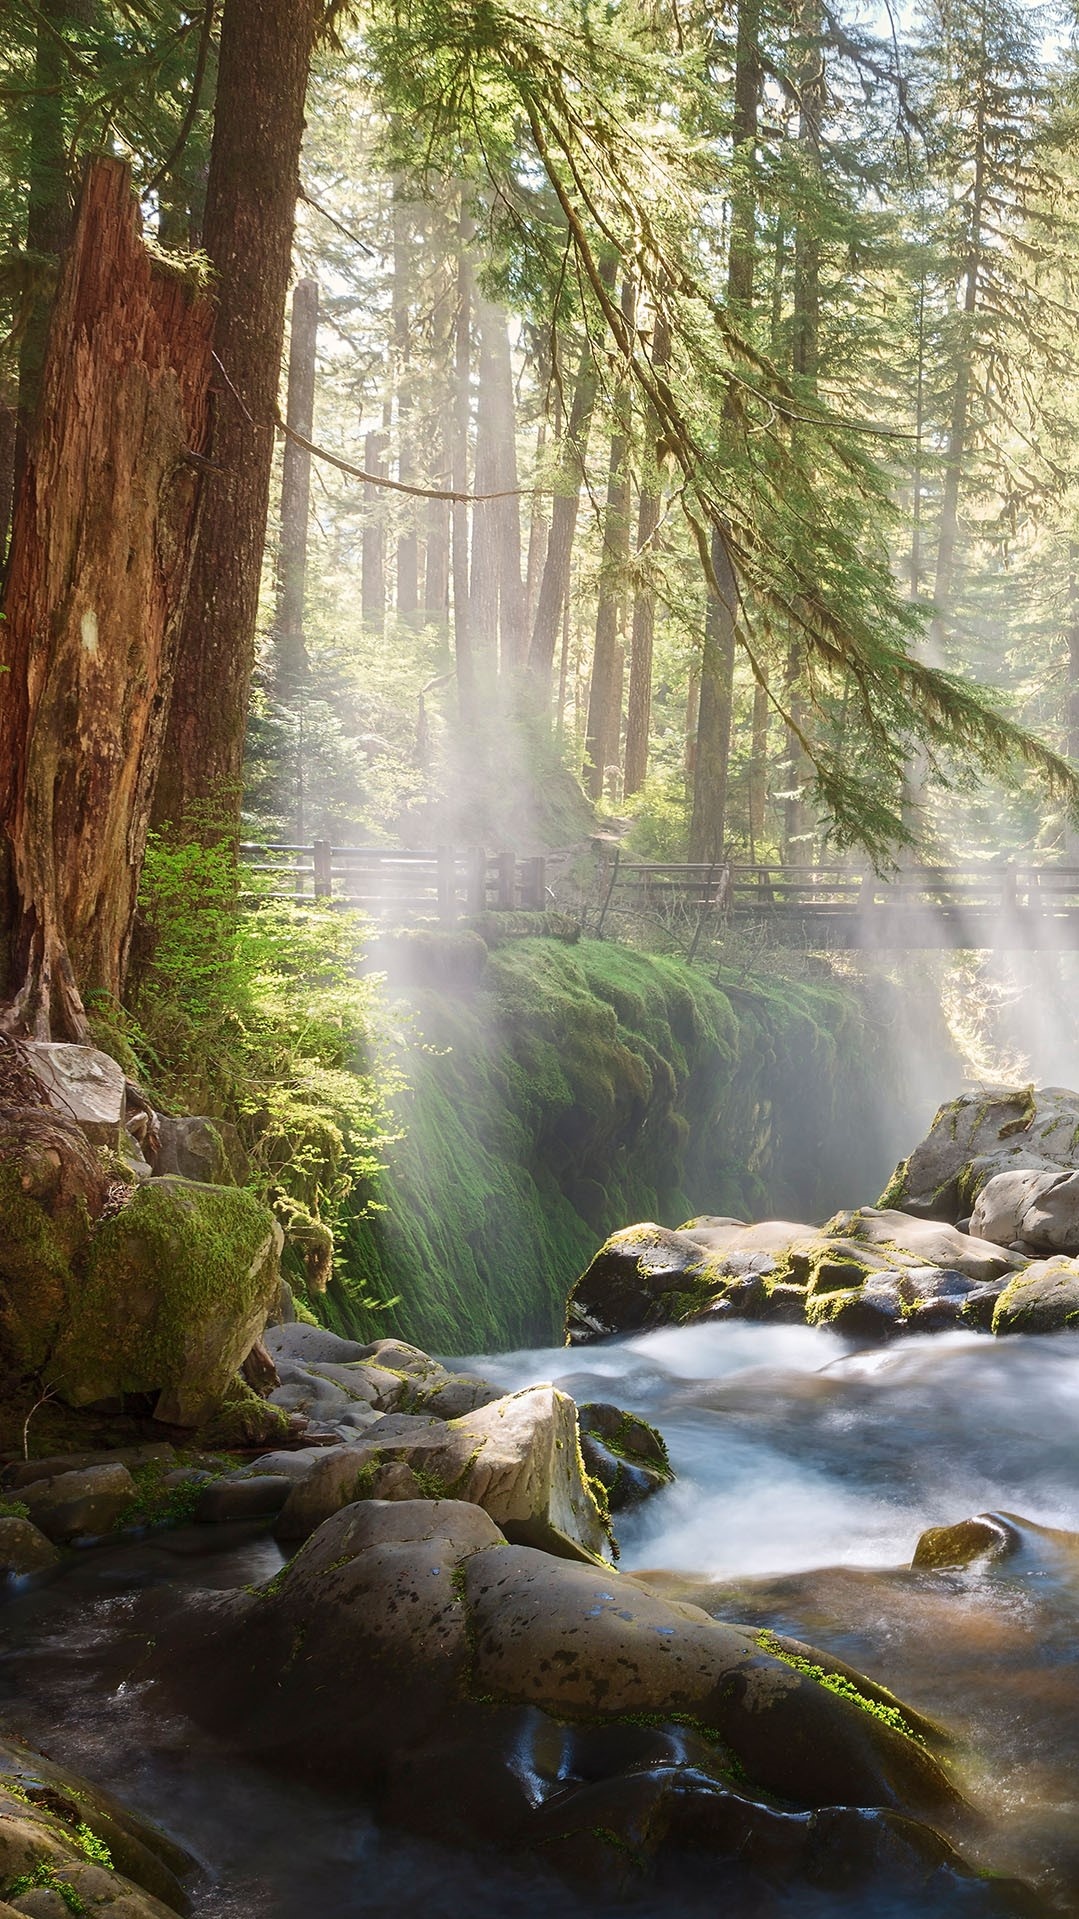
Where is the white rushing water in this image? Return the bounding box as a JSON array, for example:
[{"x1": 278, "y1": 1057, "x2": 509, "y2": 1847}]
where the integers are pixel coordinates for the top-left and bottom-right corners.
[{"x1": 453, "y1": 1324, "x2": 1079, "y2": 1579}]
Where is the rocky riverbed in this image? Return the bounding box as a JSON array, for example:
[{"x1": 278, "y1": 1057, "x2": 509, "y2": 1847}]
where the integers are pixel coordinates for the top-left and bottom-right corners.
[{"x1": 5, "y1": 1071, "x2": 1079, "y2": 1913}]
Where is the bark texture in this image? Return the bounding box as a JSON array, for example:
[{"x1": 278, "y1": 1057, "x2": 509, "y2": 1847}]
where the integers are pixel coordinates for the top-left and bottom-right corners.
[
  {"x1": 273, "y1": 276, "x2": 319, "y2": 694},
  {"x1": 0, "y1": 158, "x2": 212, "y2": 1038},
  {"x1": 152, "y1": 0, "x2": 322, "y2": 834}
]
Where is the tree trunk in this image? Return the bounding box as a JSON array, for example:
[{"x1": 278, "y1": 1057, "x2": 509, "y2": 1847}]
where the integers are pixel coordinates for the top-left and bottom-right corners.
[
  {"x1": 152, "y1": 0, "x2": 322, "y2": 837},
  {"x1": 273, "y1": 276, "x2": 318, "y2": 696},
  {"x1": 623, "y1": 310, "x2": 671, "y2": 799},
  {"x1": 393, "y1": 186, "x2": 420, "y2": 623},
  {"x1": 0, "y1": 158, "x2": 212, "y2": 1038},
  {"x1": 689, "y1": 526, "x2": 738, "y2": 862},
  {"x1": 691, "y1": 0, "x2": 760, "y2": 855},
  {"x1": 362, "y1": 423, "x2": 388, "y2": 628},
  {"x1": 526, "y1": 337, "x2": 599, "y2": 704},
  {"x1": 451, "y1": 219, "x2": 474, "y2": 722},
  {"x1": 748, "y1": 675, "x2": 769, "y2": 856},
  {"x1": 472, "y1": 298, "x2": 526, "y2": 679},
  {"x1": 13, "y1": 0, "x2": 79, "y2": 514},
  {"x1": 584, "y1": 282, "x2": 635, "y2": 800}
]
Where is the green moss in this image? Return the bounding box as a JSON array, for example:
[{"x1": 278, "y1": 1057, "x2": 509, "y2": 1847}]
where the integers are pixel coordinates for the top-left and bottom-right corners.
[
  {"x1": 5, "y1": 1862, "x2": 89, "y2": 1914},
  {"x1": 0, "y1": 1497, "x2": 31, "y2": 1521},
  {"x1": 52, "y1": 1180, "x2": 279, "y2": 1417},
  {"x1": 0, "y1": 1163, "x2": 84, "y2": 1375},
  {"x1": 310, "y1": 937, "x2": 935, "y2": 1352},
  {"x1": 755, "y1": 1630, "x2": 927, "y2": 1745}
]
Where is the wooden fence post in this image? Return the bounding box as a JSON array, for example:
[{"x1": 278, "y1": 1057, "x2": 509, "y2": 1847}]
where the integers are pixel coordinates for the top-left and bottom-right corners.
[
  {"x1": 466, "y1": 846, "x2": 487, "y2": 914},
  {"x1": 313, "y1": 838, "x2": 332, "y2": 898},
  {"x1": 436, "y1": 845, "x2": 455, "y2": 922},
  {"x1": 523, "y1": 855, "x2": 546, "y2": 911}
]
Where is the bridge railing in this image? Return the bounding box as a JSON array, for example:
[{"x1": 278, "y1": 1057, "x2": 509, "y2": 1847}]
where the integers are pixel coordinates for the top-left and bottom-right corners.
[
  {"x1": 238, "y1": 842, "x2": 550, "y2": 920},
  {"x1": 238, "y1": 845, "x2": 1079, "y2": 947}
]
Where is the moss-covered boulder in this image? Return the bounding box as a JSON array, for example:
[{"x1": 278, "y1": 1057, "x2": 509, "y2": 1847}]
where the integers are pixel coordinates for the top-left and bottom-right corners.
[
  {"x1": 882, "y1": 1085, "x2": 1079, "y2": 1232},
  {"x1": 991, "y1": 1258, "x2": 1079, "y2": 1334},
  {"x1": 578, "y1": 1401, "x2": 673, "y2": 1508},
  {"x1": 51, "y1": 1176, "x2": 282, "y2": 1425},
  {"x1": 0, "y1": 1110, "x2": 109, "y2": 1379}
]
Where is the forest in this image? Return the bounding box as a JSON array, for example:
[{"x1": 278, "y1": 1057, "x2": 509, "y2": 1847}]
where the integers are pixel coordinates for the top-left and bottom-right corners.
[{"x1": 5, "y1": 2, "x2": 1079, "y2": 1918}]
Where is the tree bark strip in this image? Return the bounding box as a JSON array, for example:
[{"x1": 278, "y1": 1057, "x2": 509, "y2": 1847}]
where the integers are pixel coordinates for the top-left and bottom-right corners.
[
  {"x1": 273, "y1": 276, "x2": 318, "y2": 695},
  {"x1": 0, "y1": 157, "x2": 212, "y2": 1037},
  {"x1": 152, "y1": 0, "x2": 322, "y2": 836}
]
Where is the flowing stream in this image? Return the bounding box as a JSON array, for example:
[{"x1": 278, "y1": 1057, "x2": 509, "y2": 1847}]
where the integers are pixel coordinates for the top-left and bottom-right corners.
[{"x1": 4, "y1": 1323, "x2": 1079, "y2": 1914}]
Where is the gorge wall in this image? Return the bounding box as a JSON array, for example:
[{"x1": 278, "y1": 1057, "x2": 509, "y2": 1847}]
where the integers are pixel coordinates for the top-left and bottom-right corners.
[{"x1": 319, "y1": 927, "x2": 958, "y2": 1352}]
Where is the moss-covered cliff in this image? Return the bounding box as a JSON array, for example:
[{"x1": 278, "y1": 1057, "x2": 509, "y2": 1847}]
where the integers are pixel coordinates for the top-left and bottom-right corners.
[{"x1": 317, "y1": 930, "x2": 945, "y2": 1354}]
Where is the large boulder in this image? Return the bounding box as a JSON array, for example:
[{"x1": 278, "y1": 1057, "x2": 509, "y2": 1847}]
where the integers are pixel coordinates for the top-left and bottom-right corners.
[
  {"x1": 991, "y1": 1259, "x2": 1079, "y2": 1334},
  {"x1": 0, "y1": 1109, "x2": 110, "y2": 1378},
  {"x1": 16, "y1": 1462, "x2": 136, "y2": 1542},
  {"x1": 151, "y1": 1115, "x2": 247, "y2": 1187},
  {"x1": 883, "y1": 1085, "x2": 1079, "y2": 1233},
  {"x1": 566, "y1": 1205, "x2": 1023, "y2": 1342},
  {"x1": 51, "y1": 1177, "x2": 282, "y2": 1425},
  {"x1": 276, "y1": 1383, "x2": 612, "y2": 1563},
  {"x1": 19, "y1": 1042, "x2": 126, "y2": 1149},
  {"x1": 150, "y1": 1499, "x2": 1009, "y2": 1905},
  {"x1": 263, "y1": 1324, "x2": 501, "y2": 1439},
  {"x1": 971, "y1": 1165, "x2": 1079, "y2": 1256}
]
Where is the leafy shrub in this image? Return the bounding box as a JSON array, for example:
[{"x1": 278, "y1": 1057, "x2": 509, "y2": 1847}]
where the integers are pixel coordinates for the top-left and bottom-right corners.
[{"x1": 111, "y1": 834, "x2": 400, "y2": 1312}]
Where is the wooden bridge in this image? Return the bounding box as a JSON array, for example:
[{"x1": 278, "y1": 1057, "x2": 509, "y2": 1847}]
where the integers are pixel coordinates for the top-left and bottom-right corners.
[{"x1": 239, "y1": 842, "x2": 1079, "y2": 951}]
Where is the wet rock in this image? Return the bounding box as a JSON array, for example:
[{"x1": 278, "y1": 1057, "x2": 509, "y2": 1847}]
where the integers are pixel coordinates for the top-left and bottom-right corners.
[
  {"x1": 807, "y1": 1285, "x2": 902, "y2": 1337},
  {"x1": 276, "y1": 1384, "x2": 612, "y2": 1563},
  {"x1": 0, "y1": 1731, "x2": 191, "y2": 1916},
  {"x1": 565, "y1": 1223, "x2": 713, "y2": 1339},
  {"x1": 50, "y1": 1177, "x2": 283, "y2": 1426},
  {"x1": 18, "y1": 1463, "x2": 136, "y2": 1541},
  {"x1": 992, "y1": 1259, "x2": 1079, "y2": 1334},
  {"x1": 158, "y1": 1497, "x2": 961, "y2": 1892},
  {"x1": 20, "y1": 1042, "x2": 126, "y2": 1149},
  {"x1": 912, "y1": 1513, "x2": 1023, "y2": 1570},
  {"x1": 577, "y1": 1402, "x2": 672, "y2": 1508},
  {"x1": 0, "y1": 1517, "x2": 61, "y2": 1577}
]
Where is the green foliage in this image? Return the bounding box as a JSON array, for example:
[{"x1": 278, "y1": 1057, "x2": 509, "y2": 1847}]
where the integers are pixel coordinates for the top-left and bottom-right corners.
[
  {"x1": 121, "y1": 834, "x2": 398, "y2": 1303},
  {"x1": 0, "y1": 1498, "x2": 30, "y2": 1521},
  {"x1": 6, "y1": 1861, "x2": 88, "y2": 1914}
]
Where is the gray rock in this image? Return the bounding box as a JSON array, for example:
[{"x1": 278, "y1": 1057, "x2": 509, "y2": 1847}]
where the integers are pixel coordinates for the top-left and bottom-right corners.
[
  {"x1": 277, "y1": 1384, "x2": 613, "y2": 1564},
  {"x1": 0, "y1": 1515, "x2": 61, "y2": 1576},
  {"x1": 2, "y1": 1444, "x2": 175, "y2": 1490},
  {"x1": 195, "y1": 1474, "x2": 293, "y2": 1522},
  {"x1": 991, "y1": 1259, "x2": 1079, "y2": 1334},
  {"x1": 20, "y1": 1042, "x2": 126, "y2": 1148},
  {"x1": 236, "y1": 1448, "x2": 325, "y2": 1483},
  {"x1": 578, "y1": 1402, "x2": 672, "y2": 1509},
  {"x1": 19, "y1": 1462, "x2": 136, "y2": 1541},
  {"x1": 152, "y1": 1114, "x2": 248, "y2": 1186},
  {"x1": 264, "y1": 1322, "x2": 371, "y2": 1366}
]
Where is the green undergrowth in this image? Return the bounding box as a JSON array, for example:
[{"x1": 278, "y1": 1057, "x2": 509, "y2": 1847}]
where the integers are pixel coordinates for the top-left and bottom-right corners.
[
  {"x1": 103, "y1": 833, "x2": 399, "y2": 1307},
  {"x1": 319, "y1": 935, "x2": 931, "y2": 1350}
]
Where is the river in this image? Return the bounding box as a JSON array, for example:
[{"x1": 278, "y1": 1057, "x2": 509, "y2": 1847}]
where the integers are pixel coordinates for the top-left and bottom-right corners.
[{"x1": 4, "y1": 1323, "x2": 1079, "y2": 1915}]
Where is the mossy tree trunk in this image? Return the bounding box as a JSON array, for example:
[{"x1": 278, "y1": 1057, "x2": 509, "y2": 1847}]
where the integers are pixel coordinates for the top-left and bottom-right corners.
[{"x1": 0, "y1": 157, "x2": 212, "y2": 1039}]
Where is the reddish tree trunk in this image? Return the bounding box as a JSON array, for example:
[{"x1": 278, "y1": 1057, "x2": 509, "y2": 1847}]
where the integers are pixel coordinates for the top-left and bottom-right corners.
[
  {"x1": 152, "y1": 0, "x2": 322, "y2": 835},
  {"x1": 0, "y1": 158, "x2": 212, "y2": 1038}
]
